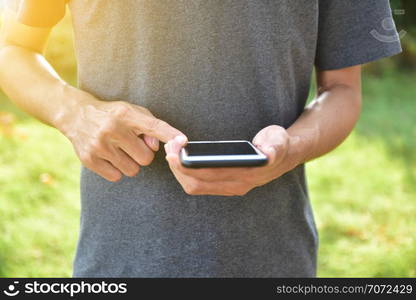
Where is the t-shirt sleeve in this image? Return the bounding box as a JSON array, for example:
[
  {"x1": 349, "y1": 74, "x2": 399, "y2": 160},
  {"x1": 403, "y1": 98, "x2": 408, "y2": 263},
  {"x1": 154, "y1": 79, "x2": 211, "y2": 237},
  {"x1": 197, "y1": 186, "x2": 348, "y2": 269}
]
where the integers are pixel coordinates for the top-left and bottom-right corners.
[
  {"x1": 315, "y1": 0, "x2": 402, "y2": 70},
  {"x1": 4, "y1": 0, "x2": 20, "y2": 11}
]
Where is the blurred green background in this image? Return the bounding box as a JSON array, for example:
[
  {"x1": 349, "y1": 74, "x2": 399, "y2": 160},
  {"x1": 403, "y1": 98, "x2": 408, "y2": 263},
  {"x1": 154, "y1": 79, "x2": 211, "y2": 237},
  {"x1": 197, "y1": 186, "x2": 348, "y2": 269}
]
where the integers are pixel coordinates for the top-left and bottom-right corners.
[{"x1": 0, "y1": 1, "x2": 415, "y2": 277}]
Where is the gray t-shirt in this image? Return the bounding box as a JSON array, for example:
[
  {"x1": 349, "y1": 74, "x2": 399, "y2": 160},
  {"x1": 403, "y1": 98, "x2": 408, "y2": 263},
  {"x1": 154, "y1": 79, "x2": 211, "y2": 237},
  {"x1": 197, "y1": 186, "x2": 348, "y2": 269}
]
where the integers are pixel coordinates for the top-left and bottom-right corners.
[{"x1": 66, "y1": 0, "x2": 401, "y2": 277}]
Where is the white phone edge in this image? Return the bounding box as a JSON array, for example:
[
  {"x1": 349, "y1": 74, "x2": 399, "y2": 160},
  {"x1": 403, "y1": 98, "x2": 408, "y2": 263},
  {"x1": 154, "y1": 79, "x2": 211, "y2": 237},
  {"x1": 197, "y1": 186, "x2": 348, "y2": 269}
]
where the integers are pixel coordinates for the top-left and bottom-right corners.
[{"x1": 179, "y1": 140, "x2": 267, "y2": 162}]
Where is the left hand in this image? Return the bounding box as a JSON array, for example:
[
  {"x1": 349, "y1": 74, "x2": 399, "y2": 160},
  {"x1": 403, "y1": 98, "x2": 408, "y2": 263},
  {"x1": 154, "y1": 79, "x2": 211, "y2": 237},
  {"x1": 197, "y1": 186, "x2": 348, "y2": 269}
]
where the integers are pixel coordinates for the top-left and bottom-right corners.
[{"x1": 164, "y1": 125, "x2": 297, "y2": 196}]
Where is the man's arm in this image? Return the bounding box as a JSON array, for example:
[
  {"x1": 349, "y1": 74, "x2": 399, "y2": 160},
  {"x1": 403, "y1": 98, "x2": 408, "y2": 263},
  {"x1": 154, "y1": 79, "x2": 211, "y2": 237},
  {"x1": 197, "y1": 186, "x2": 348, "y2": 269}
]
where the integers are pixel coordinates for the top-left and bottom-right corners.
[
  {"x1": 287, "y1": 66, "x2": 362, "y2": 165},
  {"x1": 0, "y1": 0, "x2": 186, "y2": 182},
  {"x1": 0, "y1": 0, "x2": 69, "y2": 125},
  {"x1": 164, "y1": 66, "x2": 361, "y2": 196}
]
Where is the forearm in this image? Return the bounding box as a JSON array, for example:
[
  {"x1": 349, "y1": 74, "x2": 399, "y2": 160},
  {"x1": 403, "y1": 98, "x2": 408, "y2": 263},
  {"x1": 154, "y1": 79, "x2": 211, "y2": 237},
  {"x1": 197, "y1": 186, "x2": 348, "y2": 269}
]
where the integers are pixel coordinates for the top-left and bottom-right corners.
[
  {"x1": 0, "y1": 45, "x2": 97, "y2": 131},
  {"x1": 287, "y1": 84, "x2": 362, "y2": 166}
]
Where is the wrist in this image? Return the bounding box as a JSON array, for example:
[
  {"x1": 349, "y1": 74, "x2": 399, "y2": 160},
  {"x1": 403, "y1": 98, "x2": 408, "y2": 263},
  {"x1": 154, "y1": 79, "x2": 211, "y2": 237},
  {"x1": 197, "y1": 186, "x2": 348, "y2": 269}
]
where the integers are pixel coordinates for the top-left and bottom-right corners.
[
  {"x1": 286, "y1": 125, "x2": 320, "y2": 167},
  {"x1": 52, "y1": 84, "x2": 100, "y2": 136},
  {"x1": 282, "y1": 134, "x2": 305, "y2": 171}
]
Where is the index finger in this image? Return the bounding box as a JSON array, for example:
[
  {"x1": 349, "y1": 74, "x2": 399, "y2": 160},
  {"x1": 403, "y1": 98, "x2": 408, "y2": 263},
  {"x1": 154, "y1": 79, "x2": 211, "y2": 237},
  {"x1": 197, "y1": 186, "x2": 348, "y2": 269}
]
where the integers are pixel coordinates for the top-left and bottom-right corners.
[{"x1": 129, "y1": 114, "x2": 186, "y2": 144}]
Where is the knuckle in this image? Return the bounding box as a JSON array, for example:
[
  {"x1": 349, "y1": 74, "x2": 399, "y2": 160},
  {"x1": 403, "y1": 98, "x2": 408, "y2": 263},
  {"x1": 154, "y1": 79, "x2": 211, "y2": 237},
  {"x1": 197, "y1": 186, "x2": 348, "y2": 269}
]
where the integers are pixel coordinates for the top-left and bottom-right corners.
[
  {"x1": 89, "y1": 140, "x2": 103, "y2": 153},
  {"x1": 269, "y1": 124, "x2": 284, "y2": 132},
  {"x1": 139, "y1": 106, "x2": 152, "y2": 116},
  {"x1": 270, "y1": 125, "x2": 289, "y2": 137},
  {"x1": 147, "y1": 118, "x2": 165, "y2": 134},
  {"x1": 99, "y1": 122, "x2": 117, "y2": 140},
  {"x1": 80, "y1": 153, "x2": 94, "y2": 166},
  {"x1": 113, "y1": 102, "x2": 131, "y2": 119}
]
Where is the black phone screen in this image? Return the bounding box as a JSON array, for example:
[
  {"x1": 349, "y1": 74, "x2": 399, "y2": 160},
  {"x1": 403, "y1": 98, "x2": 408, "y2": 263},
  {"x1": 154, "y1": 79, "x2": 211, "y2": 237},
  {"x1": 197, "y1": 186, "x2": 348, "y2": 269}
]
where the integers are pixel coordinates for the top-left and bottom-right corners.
[{"x1": 184, "y1": 142, "x2": 257, "y2": 156}]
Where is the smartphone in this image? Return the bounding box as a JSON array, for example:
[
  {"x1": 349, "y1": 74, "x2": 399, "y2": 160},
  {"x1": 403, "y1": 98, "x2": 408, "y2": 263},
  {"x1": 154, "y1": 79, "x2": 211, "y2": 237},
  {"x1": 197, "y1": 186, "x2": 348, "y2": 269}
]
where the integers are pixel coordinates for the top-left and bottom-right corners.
[{"x1": 180, "y1": 140, "x2": 268, "y2": 168}]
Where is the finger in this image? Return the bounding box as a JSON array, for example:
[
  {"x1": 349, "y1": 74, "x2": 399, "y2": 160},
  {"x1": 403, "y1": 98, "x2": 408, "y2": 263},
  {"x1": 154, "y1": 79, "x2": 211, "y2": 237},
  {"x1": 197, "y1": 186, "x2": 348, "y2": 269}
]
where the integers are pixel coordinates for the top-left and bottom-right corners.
[
  {"x1": 252, "y1": 127, "x2": 269, "y2": 147},
  {"x1": 164, "y1": 155, "x2": 208, "y2": 194},
  {"x1": 164, "y1": 137, "x2": 192, "y2": 169},
  {"x1": 142, "y1": 134, "x2": 159, "y2": 152},
  {"x1": 129, "y1": 113, "x2": 187, "y2": 144},
  {"x1": 252, "y1": 125, "x2": 287, "y2": 148},
  {"x1": 260, "y1": 145, "x2": 278, "y2": 166},
  {"x1": 164, "y1": 135, "x2": 188, "y2": 155},
  {"x1": 101, "y1": 146, "x2": 141, "y2": 177},
  {"x1": 190, "y1": 180, "x2": 250, "y2": 196},
  {"x1": 87, "y1": 157, "x2": 123, "y2": 182},
  {"x1": 165, "y1": 156, "x2": 238, "y2": 196},
  {"x1": 118, "y1": 133, "x2": 155, "y2": 166},
  {"x1": 252, "y1": 125, "x2": 289, "y2": 164},
  {"x1": 173, "y1": 171, "x2": 248, "y2": 196}
]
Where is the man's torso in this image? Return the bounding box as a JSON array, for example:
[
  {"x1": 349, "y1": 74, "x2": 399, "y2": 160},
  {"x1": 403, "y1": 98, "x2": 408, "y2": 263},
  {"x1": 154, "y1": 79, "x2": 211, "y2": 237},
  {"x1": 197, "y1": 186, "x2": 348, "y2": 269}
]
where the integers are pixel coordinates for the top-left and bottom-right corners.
[{"x1": 69, "y1": 0, "x2": 319, "y2": 277}]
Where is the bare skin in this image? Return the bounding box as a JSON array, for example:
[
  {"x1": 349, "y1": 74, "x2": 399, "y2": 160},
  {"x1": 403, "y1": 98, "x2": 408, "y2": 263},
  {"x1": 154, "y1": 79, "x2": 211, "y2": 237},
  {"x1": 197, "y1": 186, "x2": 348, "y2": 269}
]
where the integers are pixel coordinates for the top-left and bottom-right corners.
[
  {"x1": 0, "y1": 1, "x2": 362, "y2": 194},
  {"x1": 0, "y1": 1, "x2": 186, "y2": 182},
  {"x1": 165, "y1": 68, "x2": 361, "y2": 196}
]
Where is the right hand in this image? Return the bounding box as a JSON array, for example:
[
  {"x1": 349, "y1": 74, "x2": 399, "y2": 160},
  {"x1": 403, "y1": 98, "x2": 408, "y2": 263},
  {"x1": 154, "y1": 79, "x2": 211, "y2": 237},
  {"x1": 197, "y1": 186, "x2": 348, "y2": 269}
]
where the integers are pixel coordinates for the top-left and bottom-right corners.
[{"x1": 58, "y1": 98, "x2": 186, "y2": 182}]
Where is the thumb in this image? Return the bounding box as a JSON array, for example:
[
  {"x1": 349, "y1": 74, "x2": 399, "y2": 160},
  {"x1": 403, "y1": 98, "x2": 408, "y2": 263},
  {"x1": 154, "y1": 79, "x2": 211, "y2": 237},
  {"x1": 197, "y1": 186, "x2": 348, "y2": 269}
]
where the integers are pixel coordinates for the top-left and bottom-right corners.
[
  {"x1": 258, "y1": 144, "x2": 278, "y2": 166},
  {"x1": 252, "y1": 132, "x2": 268, "y2": 148},
  {"x1": 252, "y1": 125, "x2": 289, "y2": 166},
  {"x1": 164, "y1": 135, "x2": 188, "y2": 157},
  {"x1": 252, "y1": 126, "x2": 274, "y2": 148}
]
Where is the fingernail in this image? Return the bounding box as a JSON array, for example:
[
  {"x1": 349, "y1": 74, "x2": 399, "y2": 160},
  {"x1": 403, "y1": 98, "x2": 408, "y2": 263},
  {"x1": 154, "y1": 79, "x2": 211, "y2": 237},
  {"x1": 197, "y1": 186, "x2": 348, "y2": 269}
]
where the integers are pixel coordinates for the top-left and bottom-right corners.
[
  {"x1": 175, "y1": 135, "x2": 187, "y2": 144},
  {"x1": 151, "y1": 137, "x2": 159, "y2": 148}
]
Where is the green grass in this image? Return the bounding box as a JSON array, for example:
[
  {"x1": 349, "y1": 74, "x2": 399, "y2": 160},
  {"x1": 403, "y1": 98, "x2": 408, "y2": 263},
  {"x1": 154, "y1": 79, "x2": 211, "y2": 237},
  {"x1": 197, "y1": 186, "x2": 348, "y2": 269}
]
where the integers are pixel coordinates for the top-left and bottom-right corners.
[
  {"x1": 309, "y1": 73, "x2": 416, "y2": 277},
  {"x1": 0, "y1": 13, "x2": 415, "y2": 277},
  {"x1": 0, "y1": 122, "x2": 79, "y2": 277}
]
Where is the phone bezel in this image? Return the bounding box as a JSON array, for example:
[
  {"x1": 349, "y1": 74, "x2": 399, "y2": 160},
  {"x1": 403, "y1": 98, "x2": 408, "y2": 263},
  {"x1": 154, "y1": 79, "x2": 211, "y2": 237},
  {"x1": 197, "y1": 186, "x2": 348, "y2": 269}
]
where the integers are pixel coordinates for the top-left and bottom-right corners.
[{"x1": 180, "y1": 140, "x2": 268, "y2": 162}]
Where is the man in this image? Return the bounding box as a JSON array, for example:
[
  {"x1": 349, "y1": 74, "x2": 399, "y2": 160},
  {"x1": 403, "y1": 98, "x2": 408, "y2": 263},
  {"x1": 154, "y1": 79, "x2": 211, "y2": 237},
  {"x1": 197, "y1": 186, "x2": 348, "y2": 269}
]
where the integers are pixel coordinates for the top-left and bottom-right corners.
[{"x1": 0, "y1": 0, "x2": 401, "y2": 277}]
